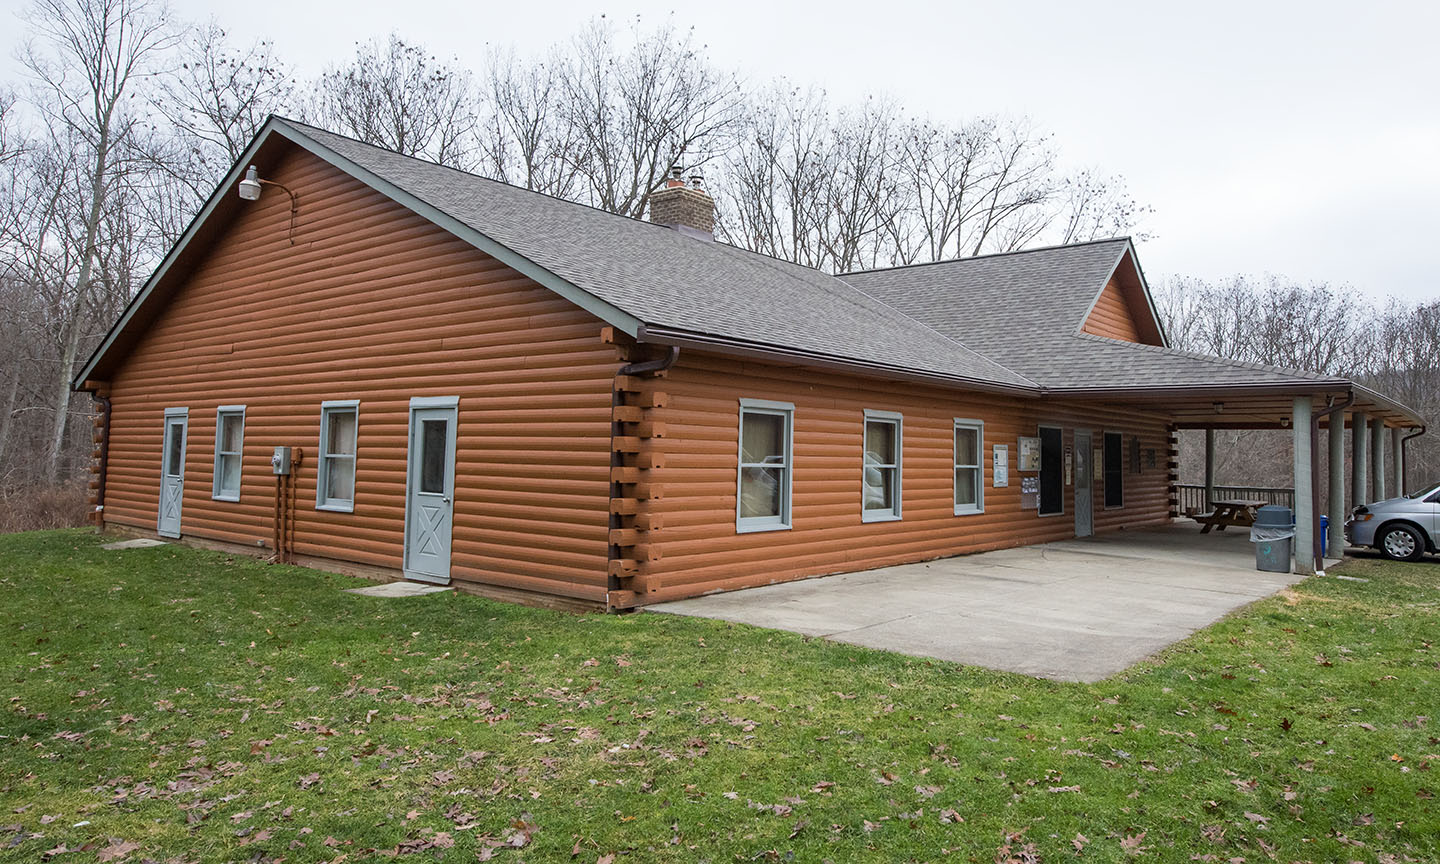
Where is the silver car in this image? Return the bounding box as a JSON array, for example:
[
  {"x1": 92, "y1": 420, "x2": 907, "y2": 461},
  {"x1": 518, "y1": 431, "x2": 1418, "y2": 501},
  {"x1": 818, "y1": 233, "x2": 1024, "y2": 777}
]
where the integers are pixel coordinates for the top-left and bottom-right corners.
[{"x1": 1345, "y1": 482, "x2": 1440, "y2": 561}]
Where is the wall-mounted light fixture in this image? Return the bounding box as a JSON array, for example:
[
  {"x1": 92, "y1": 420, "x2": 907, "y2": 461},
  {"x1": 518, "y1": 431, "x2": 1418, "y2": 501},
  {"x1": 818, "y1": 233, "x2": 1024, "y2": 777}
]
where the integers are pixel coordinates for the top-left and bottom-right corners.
[{"x1": 237, "y1": 165, "x2": 299, "y2": 245}]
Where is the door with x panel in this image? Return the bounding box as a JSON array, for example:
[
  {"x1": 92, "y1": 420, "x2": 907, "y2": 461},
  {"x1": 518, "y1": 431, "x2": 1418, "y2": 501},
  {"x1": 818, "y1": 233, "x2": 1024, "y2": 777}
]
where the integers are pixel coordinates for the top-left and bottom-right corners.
[
  {"x1": 403, "y1": 400, "x2": 458, "y2": 583},
  {"x1": 157, "y1": 408, "x2": 188, "y2": 538}
]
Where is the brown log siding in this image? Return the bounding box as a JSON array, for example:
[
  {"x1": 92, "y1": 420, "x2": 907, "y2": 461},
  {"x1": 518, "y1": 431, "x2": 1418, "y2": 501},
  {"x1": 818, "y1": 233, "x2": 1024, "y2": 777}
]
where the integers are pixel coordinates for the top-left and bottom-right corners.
[
  {"x1": 101, "y1": 146, "x2": 615, "y2": 601},
  {"x1": 639, "y1": 351, "x2": 1172, "y2": 603},
  {"x1": 1081, "y1": 276, "x2": 1142, "y2": 342}
]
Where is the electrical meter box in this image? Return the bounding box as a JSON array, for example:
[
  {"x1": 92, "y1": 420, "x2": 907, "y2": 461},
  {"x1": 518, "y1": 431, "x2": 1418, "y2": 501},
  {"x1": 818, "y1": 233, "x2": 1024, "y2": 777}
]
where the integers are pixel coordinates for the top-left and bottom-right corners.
[{"x1": 271, "y1": 446, "x2": 293, "y2": 475}]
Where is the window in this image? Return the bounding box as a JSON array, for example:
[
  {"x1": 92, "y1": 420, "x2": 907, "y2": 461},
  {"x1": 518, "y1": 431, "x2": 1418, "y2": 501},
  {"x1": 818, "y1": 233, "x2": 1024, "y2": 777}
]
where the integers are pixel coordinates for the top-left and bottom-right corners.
[
  {"x1": 737, "y1": 399, "x2": 793, "y2": 532},
  {"x1": 317, "y1": 400, "x2": 359, "y2": 512},
  {"x1": 212, "y1": 405, "x2": 245, "y2": 501},
  {"x1": 954, "y1": 419, "x2": 984, "y2": 515},
  {"x1": 862, "y1": 410, "x2": 902, "y2": 521},
  {"x1": 1038, "y1": 425, "x2": 1064, "y2": 516},
  {"x1": 1104, "y1": 432, "x2": 1124, "y2": 508}
]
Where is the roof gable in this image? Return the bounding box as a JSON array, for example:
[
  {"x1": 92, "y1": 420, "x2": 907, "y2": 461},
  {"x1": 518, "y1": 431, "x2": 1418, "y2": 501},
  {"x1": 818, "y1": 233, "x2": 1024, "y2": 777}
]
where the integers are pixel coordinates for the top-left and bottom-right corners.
[{"x1": 1077, "y1": 247, "x2": 1166, "y2": 346}]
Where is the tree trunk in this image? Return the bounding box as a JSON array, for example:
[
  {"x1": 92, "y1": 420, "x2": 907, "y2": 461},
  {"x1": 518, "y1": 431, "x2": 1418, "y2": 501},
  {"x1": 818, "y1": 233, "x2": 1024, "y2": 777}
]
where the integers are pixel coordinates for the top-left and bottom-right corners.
[
  {"x1": 45, "y1": 135, "x2": 109, "y2": 483},
  {"x1": 0, "y1": 371, "x2": 18, "y2": 468}
]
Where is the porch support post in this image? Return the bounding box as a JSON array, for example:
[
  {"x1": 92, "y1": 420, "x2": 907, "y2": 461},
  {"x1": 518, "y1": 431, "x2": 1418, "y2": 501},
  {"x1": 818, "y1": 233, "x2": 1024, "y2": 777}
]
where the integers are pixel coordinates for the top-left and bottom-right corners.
[
  {"x1": 1328, "y1": 412, "x2": 1346, "y2": 559},
  {"x1": 1204, "y1": 429, "x2": 1216, "y2": 509},
  {"x1": 1292, "y1": 397, "x2": 1314, "y2": 575},
  {"x1": 1352, "y1": 413, "x2": 1369, "y2": 506},
  {"x1": 1371, "y1": 421, "x2": 1386, "y2": 502},
  {"x1": 1391, "y1": 427, "x2": 1405, "y2": 495}
]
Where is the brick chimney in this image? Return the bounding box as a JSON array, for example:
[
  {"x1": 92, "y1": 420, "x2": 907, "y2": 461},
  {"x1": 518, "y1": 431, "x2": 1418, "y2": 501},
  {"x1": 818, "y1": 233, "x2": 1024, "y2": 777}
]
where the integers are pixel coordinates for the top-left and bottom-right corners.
[{"x1": 648, "y1": 163, "x2": 714, "y2": 240}]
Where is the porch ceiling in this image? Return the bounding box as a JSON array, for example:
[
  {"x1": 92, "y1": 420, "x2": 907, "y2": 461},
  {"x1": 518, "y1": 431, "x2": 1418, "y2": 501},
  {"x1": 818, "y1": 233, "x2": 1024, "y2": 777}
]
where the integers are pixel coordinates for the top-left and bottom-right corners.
[{"x1": 1074, "y1": 389, "x2": 1419, "y2": 430}]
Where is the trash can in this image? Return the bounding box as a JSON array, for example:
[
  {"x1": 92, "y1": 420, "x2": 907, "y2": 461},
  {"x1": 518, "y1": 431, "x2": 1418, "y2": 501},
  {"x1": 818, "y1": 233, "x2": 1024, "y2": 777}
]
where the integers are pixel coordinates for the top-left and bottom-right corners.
[{"x1": 1250, "y1": 505, "x2": 1294, "y2": 573}]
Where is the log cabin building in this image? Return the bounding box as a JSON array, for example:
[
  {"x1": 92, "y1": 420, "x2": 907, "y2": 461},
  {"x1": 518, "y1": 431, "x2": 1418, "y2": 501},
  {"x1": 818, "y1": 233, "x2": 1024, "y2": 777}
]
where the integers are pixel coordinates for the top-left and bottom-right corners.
[{"x1": 74, "y1": 117, "x2": 1425, "y2": 610}]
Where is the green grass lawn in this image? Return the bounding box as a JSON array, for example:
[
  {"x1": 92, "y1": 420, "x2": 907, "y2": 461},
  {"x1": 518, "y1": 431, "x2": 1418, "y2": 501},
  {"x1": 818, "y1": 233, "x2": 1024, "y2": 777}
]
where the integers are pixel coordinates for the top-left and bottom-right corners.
[{"x1": 1, "y1": 530, "x2": 1436, "y2": 863}]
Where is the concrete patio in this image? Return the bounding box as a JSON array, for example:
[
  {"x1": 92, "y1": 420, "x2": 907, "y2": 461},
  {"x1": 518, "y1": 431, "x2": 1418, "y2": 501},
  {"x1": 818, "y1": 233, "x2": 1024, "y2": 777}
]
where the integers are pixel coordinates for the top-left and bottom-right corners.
[{"x1": 651, "y1": 522, "x2": 1326, "y2": 682}]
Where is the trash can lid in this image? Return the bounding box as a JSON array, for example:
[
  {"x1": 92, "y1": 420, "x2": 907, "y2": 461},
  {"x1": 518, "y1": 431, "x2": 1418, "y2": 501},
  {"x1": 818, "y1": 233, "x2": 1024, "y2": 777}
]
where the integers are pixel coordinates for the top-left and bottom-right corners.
[{"x1": 1253, "y1": 505, "x2": 1293, "y2": 527}]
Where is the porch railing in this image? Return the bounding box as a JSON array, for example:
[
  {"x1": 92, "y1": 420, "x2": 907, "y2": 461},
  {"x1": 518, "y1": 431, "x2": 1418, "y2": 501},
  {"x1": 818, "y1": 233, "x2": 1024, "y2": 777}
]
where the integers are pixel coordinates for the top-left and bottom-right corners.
[{"x1": 1174, "y1": 484, "x2": 1294, "y2": 515}]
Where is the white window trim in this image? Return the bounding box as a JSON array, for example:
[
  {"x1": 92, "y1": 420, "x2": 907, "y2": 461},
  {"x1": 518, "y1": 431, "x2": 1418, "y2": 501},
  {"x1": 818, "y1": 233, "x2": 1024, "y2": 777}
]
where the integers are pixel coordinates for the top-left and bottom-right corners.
[
  {"x1": 862, "y1": 409, "x2": 903, "y2": 523},
  {"x1": 953, "y1": 417, "x2": 985, "y2": 516},
  {"x1": 317, "y1": 399, "x2": 360, "y2": 513},
  {"x1": 1103, "y1": 430, "x2": 1125, "y2": 510},
  {"x1": 212, "y1": 404, "x2": 246, "y2": 502},
  {"x1": 1038, "y1": 424, "x2": 1065, "y2": 517},
  {"x1": 410, "y1": 395, "x2": 460, "y2": 409},
  {"x1": 736, "y1": 398, "x2": 794, "y2": 534}
]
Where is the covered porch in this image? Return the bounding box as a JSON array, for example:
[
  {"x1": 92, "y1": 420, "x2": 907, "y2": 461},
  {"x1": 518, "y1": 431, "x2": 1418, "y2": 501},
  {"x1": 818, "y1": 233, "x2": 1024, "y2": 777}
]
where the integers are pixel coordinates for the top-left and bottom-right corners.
[{"x1": 1089, "y1": 383, "x2": 1426, "y2": 575}]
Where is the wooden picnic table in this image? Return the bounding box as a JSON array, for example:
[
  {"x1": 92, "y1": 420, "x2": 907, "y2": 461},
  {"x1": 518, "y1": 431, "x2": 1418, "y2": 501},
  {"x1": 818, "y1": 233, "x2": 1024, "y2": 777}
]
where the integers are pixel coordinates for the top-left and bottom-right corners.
[{"x1": 1196, "y1": 498, "x2": 1267, "y2": 534}]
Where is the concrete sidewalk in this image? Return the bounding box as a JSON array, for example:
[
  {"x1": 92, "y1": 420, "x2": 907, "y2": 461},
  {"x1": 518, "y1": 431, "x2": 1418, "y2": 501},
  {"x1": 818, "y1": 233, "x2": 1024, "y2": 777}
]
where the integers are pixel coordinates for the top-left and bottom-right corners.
[{"x1": 650, "y1": 522, "x2": 1317, "y2": 682}]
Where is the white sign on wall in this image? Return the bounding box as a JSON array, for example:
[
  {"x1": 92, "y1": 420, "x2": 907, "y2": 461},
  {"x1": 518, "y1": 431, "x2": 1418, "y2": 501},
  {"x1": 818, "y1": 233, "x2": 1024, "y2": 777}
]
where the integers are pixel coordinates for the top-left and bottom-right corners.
[
  {"x1": 992, "y1": 444, "x2": 1009, "y2": 488},
  {"x1": 1017, "y1": 436, "x2": 1041, "y2": 472}
]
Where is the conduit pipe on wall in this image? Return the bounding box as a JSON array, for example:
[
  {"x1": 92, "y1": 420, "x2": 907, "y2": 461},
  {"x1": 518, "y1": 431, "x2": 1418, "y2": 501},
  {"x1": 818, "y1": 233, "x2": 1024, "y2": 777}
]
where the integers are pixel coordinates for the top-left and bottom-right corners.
[
  {"x1": 1310, "y1": 390, "x2": 1353, "y2": 571},
  {"x1": 606, "y1": 346, "x2": 680, "y2": 608}
]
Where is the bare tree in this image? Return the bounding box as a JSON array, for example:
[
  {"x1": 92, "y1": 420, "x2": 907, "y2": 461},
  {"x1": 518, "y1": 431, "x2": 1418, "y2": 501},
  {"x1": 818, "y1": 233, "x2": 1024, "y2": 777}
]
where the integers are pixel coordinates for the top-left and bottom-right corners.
[
  {"x1": 560, "y1": 18, "x2": 743, "y2": 217},
  {"x1": 475, "y1": 47, "x2": 580, "y2": 197},
  {"x1": 305, "y1": 33, "x2": 477, "y2": 167},
  {"x1": 1055, "y1": 168, "x2": 1152, "y2": 245},
  {"x1": 711, "y1": 83, "x2": 831, "y2": 267},
  {"x1": 149, "y1": 20, "x2": 292, "y2": 198},
  {"x1": 19, "y1": 0, "x2": 177, "y2": 482}
]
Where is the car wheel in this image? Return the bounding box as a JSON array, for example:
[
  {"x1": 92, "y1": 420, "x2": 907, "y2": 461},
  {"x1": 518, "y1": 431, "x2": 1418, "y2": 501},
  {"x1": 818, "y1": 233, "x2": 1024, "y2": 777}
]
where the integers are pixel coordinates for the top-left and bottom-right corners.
[{"x1": 1378, "y1": 524, "x2": 1425, "y2": 562}]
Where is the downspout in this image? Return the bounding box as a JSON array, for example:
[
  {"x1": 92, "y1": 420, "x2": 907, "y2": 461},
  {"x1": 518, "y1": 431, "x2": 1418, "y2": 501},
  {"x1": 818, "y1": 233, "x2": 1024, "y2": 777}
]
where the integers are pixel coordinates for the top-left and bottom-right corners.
[
  {"x1": 1399, "y1": 425, "x2": 1426, "y2": 496},
  {"x1": 93, "y1": 393, "x2": 113, "y2": 527},
  {"x1": 1310, "y1": 390, "x2": 1353, "y2": 571},
  {"x1": 606, "y1": 345, "x2": 680, "y2": 610}
]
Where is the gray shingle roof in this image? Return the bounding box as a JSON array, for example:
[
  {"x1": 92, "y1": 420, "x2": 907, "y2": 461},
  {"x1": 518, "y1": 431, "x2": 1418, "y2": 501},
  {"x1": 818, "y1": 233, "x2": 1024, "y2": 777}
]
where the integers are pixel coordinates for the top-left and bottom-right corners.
[
  {"x1": 839, "y1": 242, "x2": 1347, "y2": 392},
  {"x1": 285, "y1": 120, "x2": 1036, "y2": 390}
]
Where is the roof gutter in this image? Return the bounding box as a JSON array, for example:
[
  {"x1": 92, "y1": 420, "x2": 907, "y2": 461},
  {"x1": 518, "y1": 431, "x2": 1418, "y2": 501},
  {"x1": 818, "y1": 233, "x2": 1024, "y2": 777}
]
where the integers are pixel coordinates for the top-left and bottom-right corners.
[
  {"x1": 1046, "y1": 381, "x2": 1354, "y2": 400},
  {"x1": 635, "y1": 325, "x2": 1040, "y2": 398}
]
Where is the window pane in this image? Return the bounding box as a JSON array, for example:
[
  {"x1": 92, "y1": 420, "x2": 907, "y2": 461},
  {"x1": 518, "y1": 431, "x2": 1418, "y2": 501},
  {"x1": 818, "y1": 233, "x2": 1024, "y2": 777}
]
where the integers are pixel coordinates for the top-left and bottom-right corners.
[
  {"x1": 955, "y1": 467, "x2": 978, "y2": 507},
  {"x1": 327, "y1": 410, "x2": 357, "y2": 456},
  {"x1": 220, "y1": 454, "x2": 241, "y2": 495},
  {"x1": 220, "y1": 414, "x2": 243, "y2": 453},
  {"x1": 326, "y1": 457, "x2": 355, "y2": 502},
  {"x1": 166, "y1": 423, "x2": 183, "y2": 476},
  {"x1": 864, "y1": 466, "x2": 895, "y2": 511},
  {"x1": 741, "y1": 412, "x2": 784, "y2": 465},
  {"x1": 865, "y1": 421, "x2": 895, "y2": 465},
  {"x1": 740, "y1": 466, "x2": 783, "y2": 518},
  {"x1": 954, "y1": 426, "x2": 977, "y2": 465},
  {"x1": 420, "y1": 419, "x2": 447, "y2": 494}
]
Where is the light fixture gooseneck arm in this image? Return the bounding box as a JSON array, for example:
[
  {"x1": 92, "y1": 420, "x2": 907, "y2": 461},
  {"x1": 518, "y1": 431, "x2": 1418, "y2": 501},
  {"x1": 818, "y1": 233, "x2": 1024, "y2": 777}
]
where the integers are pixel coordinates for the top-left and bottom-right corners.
[{"x1": 259, "y1": 179, "x2": 300, "y2": 246}]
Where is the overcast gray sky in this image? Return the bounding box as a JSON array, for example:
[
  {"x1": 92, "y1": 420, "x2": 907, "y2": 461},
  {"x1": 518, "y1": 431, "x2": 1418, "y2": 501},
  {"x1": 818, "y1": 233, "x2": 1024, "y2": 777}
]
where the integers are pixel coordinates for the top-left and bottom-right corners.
[{"x1": 5, "y1": 0, "x2": 1437, "y2": 301}]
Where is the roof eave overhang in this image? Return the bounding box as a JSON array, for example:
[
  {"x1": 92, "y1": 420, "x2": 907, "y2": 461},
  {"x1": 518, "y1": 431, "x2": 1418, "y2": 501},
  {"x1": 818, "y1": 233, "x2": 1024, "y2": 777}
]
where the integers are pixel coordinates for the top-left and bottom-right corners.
[
  {"x1": 1049, "y1": 380, "x2": 1425, "y2": 428},
  {"x1": 635, "y1": 325, "x2": 1041, "y2": 398},
  {"x1": 73, "y1": 116, "x2": 642, "y2": 391}
]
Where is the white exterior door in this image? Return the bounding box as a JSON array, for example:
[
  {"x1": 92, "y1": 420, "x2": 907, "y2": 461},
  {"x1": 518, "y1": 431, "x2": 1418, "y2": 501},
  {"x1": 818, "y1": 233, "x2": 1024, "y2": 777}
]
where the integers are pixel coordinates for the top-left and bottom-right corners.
[
  {"x1": 1073, "y1": 430, "x2": 1094, "y2": 538},
  {"x1": 403, "y1": 399, "x2": 458, "y2": 584},
  {"x1": 157, "y1": 408, "x2": 188, "y2": 538}
]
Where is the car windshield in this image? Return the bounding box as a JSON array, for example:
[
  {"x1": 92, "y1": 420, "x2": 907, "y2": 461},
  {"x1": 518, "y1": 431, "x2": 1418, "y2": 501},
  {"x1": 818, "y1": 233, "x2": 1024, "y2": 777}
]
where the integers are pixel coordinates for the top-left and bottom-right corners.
[{"x1": 1407, "y1": 482, "x2": 1440, "y2": 500}]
